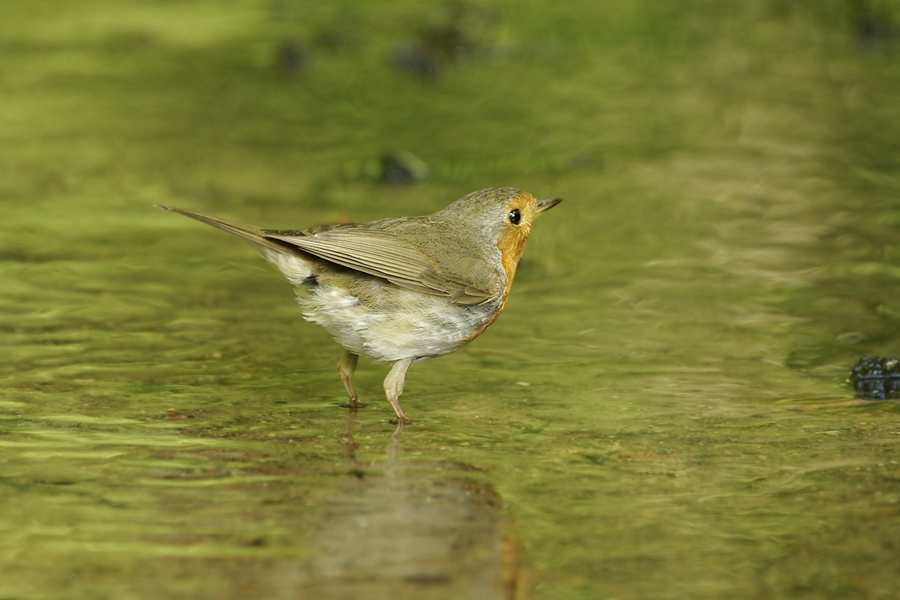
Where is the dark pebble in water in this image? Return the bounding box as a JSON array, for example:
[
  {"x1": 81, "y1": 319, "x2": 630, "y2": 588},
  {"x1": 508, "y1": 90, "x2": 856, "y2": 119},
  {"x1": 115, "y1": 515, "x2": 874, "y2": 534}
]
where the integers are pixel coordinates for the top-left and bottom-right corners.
[
  {"x1": 392, "y1": 42, "x2": 440, "y2": 78},
  {"x1": 277, "y1": 42, "x2": 307, "y2": 75},
  {"x1": 379, "y1": 151, "x2": 429, "y2": 185},
  {"x1": 855, "y1": 10, "x2": 898, "y2": 49},
  {"x1": 850, "y1": 355, "x2": 900, "y2": 400},
  {"x1": 381, "y1": 159, "x2": 414, "y2": 185}
]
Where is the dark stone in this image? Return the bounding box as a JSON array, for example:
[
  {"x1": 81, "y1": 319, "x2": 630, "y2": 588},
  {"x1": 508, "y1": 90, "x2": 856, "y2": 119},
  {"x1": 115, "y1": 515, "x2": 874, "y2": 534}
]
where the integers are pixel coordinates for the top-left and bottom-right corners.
[
  {"x1": 277, "y1": 42, "x2": 307, "y2": 75},
  {"x1": 392, "y1": 43, "x2": 441, "y2": 78},
  {"x1": 378, "y1": 151, "x2": 430, "y2": 185},
  {"x1": 850, "y1": 355, "x2": 900, "y2": 400}
]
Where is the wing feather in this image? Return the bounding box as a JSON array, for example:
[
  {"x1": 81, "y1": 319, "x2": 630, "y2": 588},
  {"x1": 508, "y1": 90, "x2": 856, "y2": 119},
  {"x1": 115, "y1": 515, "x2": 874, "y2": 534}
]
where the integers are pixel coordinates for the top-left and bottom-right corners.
[
  {"x1": 266, "y1": 229, "x2": 495, "y2": 303},
  {"x1": 157, "y1": 206, "x2": 500, "y2": 305}
]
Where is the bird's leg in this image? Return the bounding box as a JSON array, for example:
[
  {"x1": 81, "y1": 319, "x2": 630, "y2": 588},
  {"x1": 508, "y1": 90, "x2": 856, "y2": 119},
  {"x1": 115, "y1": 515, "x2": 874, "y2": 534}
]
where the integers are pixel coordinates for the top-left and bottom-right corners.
[
  {"x1": 384, "y1": 358, "x2": 414, "y2": 424},
  {"x1": 338, "y1": 351, "x2": 363, "y2": 408}
]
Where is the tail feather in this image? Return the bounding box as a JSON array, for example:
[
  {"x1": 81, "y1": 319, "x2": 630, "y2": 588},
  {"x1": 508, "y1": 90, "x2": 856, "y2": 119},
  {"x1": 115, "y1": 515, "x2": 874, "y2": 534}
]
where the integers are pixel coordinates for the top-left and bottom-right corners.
[
  {"x1": 156, "y1": 205, "x2": 315, "y2": 286},
  {"x1": 156, "y1": 204, "x2": 273, "y2": 247}
]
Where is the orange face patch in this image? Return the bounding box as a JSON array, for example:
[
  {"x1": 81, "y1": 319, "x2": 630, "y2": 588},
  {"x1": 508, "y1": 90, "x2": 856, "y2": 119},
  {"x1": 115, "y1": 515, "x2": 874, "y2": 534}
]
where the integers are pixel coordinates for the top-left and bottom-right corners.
[
  {"x1": 496, "y1": 191, "x2": 539, "y2": 285},
  {"x1": 463, "y1": 193, "x2": 539, "y2": 340},
  {"x1": 462, "y1": 190, "x2": 556, "y2": 341}
]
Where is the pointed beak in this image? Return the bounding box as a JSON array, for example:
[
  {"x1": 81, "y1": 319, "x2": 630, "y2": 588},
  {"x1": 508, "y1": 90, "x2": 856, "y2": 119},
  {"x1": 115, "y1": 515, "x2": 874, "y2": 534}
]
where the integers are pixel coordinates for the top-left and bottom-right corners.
[{"x1": 536, "y1": 197, "x2": 563, "y2": 216}]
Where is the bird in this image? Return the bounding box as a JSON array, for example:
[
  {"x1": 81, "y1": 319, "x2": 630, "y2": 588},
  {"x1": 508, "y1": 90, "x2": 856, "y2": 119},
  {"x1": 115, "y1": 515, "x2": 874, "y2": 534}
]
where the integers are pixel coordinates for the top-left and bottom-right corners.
[{"x1": 157, "y1": 187, "x2": 561, "y2": 424}]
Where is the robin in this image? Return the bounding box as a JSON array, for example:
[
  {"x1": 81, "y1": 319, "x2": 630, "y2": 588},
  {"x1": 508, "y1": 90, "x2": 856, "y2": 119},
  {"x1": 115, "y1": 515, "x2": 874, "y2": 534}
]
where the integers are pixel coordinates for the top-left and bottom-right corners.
[{"x1": 157, "y1": 187, "x2": 561, "y2": 424}]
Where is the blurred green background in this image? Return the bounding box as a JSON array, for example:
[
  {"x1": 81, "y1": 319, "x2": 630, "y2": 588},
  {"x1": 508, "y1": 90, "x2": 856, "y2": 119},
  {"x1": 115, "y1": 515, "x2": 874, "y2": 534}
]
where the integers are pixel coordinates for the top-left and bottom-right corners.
[{"x1": 2, "y1": 1, "x2": 900, "y2": 599}]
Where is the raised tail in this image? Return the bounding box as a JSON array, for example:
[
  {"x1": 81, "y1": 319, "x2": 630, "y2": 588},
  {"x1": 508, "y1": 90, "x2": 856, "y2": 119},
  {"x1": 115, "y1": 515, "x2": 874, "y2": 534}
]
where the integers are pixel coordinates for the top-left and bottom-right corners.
[
  {"x1": 156, "y1": 205, "x2": 316, "y2": 286},
  {"x1": 156, "y1": 205, "x2": 275, "y2": 246}
]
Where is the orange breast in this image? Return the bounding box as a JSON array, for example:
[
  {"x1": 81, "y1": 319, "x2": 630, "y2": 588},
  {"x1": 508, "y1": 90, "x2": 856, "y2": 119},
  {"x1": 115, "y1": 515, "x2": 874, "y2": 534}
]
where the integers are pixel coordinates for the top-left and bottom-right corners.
[{"x1": 464, "y1": 225, "x2": 529, "y2": 342}]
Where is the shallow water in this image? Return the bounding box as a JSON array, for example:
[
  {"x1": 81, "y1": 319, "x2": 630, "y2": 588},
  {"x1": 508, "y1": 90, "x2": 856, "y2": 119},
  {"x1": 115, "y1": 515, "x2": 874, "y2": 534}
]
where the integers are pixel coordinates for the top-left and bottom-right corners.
[{"x1": 2, "y1": 1, "x2": 900, "y2": 598}]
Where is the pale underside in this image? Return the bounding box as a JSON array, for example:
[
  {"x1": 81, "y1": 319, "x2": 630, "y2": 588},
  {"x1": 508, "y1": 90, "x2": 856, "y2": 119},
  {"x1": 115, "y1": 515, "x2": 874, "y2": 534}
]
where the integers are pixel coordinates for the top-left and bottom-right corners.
[{"x1": 263, "y1": 249, "x2": 502, "y2": 363}]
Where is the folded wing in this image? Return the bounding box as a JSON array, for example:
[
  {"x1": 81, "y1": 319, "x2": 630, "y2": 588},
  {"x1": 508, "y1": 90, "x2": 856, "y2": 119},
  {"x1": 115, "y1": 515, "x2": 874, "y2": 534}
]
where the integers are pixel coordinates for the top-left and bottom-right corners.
[{"x1": 268, "y1": 228, "x2": 497, "y2": 305}]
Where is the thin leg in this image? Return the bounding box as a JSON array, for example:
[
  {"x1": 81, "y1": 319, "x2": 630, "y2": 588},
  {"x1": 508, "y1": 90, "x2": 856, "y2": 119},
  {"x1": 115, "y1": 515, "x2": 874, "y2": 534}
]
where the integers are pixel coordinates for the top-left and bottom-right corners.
[
  {"x1": 383, "y1": 358, "x2": 414, "y2": 424},
  {"x1": 338, "y1": 351, "x2": 363, "y2": 408}
]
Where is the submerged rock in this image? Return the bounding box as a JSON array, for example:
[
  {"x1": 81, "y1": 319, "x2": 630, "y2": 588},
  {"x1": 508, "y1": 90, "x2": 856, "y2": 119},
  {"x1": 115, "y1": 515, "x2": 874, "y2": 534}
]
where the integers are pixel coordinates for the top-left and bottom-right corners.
[
  {"x1": 277, "y1": 41, "x2": 307, "y2": 75},
  {"x1": 344, "y1": 150, "x2": 430, "y2": 185},
  {"x1": 850, "y1": 355, "x2": 900, "y2": 400},
  {"x1": 391, "y1": 1, "x2": 503, "y2": 78},
  {"x1": 379, "y1": 150, "x2": 430, "y2": 185},
  {"x1": 392, "y1": 42, "x2": 442, "y2": 78}
]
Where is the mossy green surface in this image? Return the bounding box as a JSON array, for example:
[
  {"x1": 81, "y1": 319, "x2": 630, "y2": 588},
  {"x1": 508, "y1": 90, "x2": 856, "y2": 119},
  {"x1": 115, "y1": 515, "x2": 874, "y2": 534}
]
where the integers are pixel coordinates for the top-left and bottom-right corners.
[{"x1": 2, "y1": 1, "x2": 900, "y2": 598}]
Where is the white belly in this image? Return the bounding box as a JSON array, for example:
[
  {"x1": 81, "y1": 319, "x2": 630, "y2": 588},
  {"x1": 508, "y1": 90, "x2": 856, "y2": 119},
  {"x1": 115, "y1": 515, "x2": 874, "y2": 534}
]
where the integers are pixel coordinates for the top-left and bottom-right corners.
[
  {"x1": 260, "y1": 247, "x2": 501, "y2": 362},
  {"x1": 300, "y1": 283, "x2": 495, "y2": 362}
]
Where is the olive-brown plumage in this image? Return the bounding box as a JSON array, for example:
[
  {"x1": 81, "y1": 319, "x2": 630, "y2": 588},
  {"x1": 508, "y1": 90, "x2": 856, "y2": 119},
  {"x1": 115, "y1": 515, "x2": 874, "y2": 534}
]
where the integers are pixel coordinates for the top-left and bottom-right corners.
[{"x1": 158, "y1": 187, "x2": 561, "y2": 424}]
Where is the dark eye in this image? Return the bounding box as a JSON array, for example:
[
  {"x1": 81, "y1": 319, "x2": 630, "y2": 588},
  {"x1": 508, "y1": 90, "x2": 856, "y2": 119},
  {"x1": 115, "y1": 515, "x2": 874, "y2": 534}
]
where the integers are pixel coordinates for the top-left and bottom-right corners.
[{"x1": 508, "y1": 208, "x2": 521, "y2": 225}]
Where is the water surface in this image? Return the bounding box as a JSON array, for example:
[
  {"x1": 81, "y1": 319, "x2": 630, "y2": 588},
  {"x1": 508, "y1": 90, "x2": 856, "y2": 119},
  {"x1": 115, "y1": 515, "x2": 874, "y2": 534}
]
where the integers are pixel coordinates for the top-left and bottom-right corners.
[{"x1": 2, "y1": 1, "x2": 900, "y2": 598}]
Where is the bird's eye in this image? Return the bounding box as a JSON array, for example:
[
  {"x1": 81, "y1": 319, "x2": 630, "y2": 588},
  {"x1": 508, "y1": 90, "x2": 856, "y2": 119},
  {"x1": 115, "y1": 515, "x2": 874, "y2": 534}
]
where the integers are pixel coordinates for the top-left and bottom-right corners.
[{"x1": 508, "y1": 208, "x2": 521, "y2": 225}]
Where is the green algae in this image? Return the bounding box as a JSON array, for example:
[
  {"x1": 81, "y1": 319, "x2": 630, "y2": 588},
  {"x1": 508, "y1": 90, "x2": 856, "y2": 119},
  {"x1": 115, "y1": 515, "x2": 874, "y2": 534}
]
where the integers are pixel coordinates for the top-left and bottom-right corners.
[{"x1": 2, "y1": 1, "x2": 900, "y2": 598}]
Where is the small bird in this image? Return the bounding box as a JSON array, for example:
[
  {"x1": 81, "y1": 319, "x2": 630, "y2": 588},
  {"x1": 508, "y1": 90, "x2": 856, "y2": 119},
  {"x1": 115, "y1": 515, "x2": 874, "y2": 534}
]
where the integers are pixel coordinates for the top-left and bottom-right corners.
[{"x1": 157, "y1": 187, "x2": 561, "y2": 424}]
